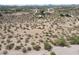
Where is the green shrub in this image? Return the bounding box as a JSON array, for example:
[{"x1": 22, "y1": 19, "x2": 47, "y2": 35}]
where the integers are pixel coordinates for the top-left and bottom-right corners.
[
  {"x1": 50, "y1": 51, "x2": 56, "y2": 55},
  {"x1": 54, "y1": 37, "x2": 68, "y2": 47},
  {"x1": 44, "y1": 42, "x2": 52, "y2": 51},
  {"x1": 60, "y1": 14, "x2": 64, "y2": 17},
  {"x1": 31, "y1": 42, "x2": 35, "y2": 45},
  {"x1": 69, "y1": 36, "x2": 79, "y2": 44},
  {"x1": 40, "y1": 10, "x2": 45, "y2": 16},
  {"x1": 65, "y1": 14, "x2": 71, "y2": 17}
]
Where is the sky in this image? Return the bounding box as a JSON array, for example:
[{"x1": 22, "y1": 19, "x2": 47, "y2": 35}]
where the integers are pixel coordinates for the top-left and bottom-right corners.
[{"x1": 0, "y1": 0, "x2": 79, "y2": 5}]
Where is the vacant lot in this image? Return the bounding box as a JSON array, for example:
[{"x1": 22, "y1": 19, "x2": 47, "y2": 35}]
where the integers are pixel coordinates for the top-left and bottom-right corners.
[{"x1": 0, "y1": 8, "x2": 79, "y2": 55}]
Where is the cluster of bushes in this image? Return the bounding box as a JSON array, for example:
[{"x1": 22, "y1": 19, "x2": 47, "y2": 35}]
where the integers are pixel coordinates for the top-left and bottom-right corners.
[
  {"x1": 60, "y1": 14, "x2": 71, "y2": 17},
  {"x1": 50, "y1": 37, "x2": 69, "y2": 47},
  {"x1": 44, "y1": 42, "x2": 52, "y2": 51},
  {"x1": 69, "y1": 36, "x2": 79, "y2": 44}
]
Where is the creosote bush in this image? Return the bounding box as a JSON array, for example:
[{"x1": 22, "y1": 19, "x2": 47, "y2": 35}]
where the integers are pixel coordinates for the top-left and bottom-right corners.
[
  {"x1": 33, "y1": 45, "x2": 41, "y2": 51},
  {"x1": 22, "y1": 47, "x2": 27, "y2": 53},
  {"x1": 0, "y1": 44, "x2": 2, "y2": 48},
  {"x1": 39, "y1": 40, "x2": 44, "y2": 43},
  {"x1": 0, "y1": 44, "x2": 2, "y2": 50},
  {"x1": 27, "y1": 47, "x2": 32, "y2": 51},
  {"x1": 65, "y1": 14, "x2": 71, "y2": 17},
  {"x1": 15, "y1": 46, "x2": 21, "y2": 50},
  {"x1": 6, "y1": 43, "x2": 14, "y2": 50},
  {"x1": 25, "y1": 39, "x2": 29, "y2": 43},
  {"x1": 0, "y1": 13, "x2": 2, "y2": 16},
  {"x1": 50, "y1": 51, "x2": 56, "y2": 55},
  {"x1": 53, "y1": 37, "x2": 69, "y2": 47},
  {"x1": 60, "y1": 14, "x2": 64, "y2": 17},
  {"x1": 69, "y1": 36, "x2": 79, "y2": 44},
  {"x1": 6, "y1": 39, "x2": 11, "y2": 43},
  {"x1": 17, "y1": 40, "x2": 21, "y2": 43},
  {"x1": 8, "y1": 35, "x2": 13, "y2": 38},
  {"x1": 44, "y1": 42, "x2": 52, "y2": 51},
  {"x1": 31, "y1": 42, "x2": 35, "y2": 45},
  {"x1": 3, "y1": 50, "x2": 8, "y2": 55}
]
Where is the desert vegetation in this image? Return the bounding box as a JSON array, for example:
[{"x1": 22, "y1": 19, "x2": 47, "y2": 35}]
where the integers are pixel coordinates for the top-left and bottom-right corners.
[{"x1": 0, "y1": 5, "x2": 79, "y2": 55}]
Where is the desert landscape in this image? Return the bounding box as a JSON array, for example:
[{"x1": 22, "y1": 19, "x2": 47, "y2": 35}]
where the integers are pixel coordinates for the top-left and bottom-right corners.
[{"x1": 0, "y1": 5, "x2": 79, "y2": 55}]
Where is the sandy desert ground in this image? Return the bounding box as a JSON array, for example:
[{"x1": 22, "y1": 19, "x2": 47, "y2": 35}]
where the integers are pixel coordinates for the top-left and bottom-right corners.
[{"x1": 0, "y1": 8, "x2": 79, "y2": 55}]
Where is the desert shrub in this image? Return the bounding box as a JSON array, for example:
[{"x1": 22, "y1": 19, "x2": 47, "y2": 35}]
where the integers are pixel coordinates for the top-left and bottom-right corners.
[
  {"x1": 69, "y1": 36, "x2": 79, "y2": 44},
  {"x1": 31, "y1": 42, "x2": 35, "y2": 45},
  {"x1": 8, "y1": 35, "x2": 13, "y2": 38},
  {"x1": 6, "y1": 43, "x2": 14, "y2": 50},
  {"x1": 3, "y1": 50, "x2": 8, "y2": 55},
  {"x1": 39, "y1": 40, "x2": 44, "y2": 43},
  {"x1": 27, "y1": 47, "x2": 32, "y2": 51},
  {"x1": 22, "y1": 47, "x2": 27, "y2": 53},
  {"x1": 33, "y1": 45, "x2": 41, "y2": 51},
  {"x1": 7, "y1": 29, "x2": 11, "y2": 33},
  {"x1": 60, "y1": 14, "x2": 71, "y2": 17},
  {"x1": 15, "y1": 9, "x2": 22, "y2": 12},
  {"x1": 17, "y1": 40, "x2": 21, "y2": 43},
  {"x1": 2, "y1": 36, "x2": 6, "y2": 39},
  {"x1": 25, "y1": 39, "x2": 29, "y2": 43},
  {"x1": 24, "y1": 43, "x2": 27, "y2": 46},
  {"x1": 65, "y1": 14, "x2": 71, "y2": 17},
  {"x1": 1, "y1": 40, "x2": 4, "y2": 44},
  {"x1": 0, "y1": 25, "x2": 2, "y2": 29},
  {"x1": 50, "y1": 51, "x2": 56, "y2": 55},
  {"x1": 0, "y1": 13, "x2": 2, "y2": 16},
  {"x1": 27, "y1": 34, "x2": 32, "y2": 38},
  {"x1": 6, "y1": 39, "x2": 12, "y2": 43},
  {"x1": 44, "y1": 42, "x2": 52, "y2": 51},
  {"x1": 0, "y1": 44, "x2": 2, "y2": 50},
  {"x1": 60, "y1": 14, "x2": 64, "y2": 17},
  {"x1": 0, "y1": 44, "x2": 2, "y2": 48},
  {"x1": 20, "y1": 37, "x2": 23, "y2": 40},
  {"x1": 49, "y1": 40, "x2": 55, "y2": 45},
  {"x1": 15, "y1": 46, "x2": 21, "y2": 50},
  {"x1": 54, "y1": 37, "x2": 68, "y2": 47},
  {"x1": 4, "y1": 42, "x2": 7, "y2": 45},
  {"x1": 35, "y1": 35, "x2": 38, "y2": 38},
  {"x1": 0, "y1": 47, "x2": 1, "y2": 50},
  {"x1": 40, "y1": 10, "x2": 45, "y2": 16}
]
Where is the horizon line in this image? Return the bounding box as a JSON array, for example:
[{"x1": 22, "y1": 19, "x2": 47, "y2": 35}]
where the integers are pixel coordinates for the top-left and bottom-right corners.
[{"x1": 0, "y1": 4, "x2": 79, "y2": 6}]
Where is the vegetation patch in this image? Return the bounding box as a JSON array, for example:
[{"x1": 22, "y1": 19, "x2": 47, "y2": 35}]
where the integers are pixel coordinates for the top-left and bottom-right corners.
[
  {"x1": 15, "y1": 46, "x2": 22, "y2": 50},
  {"x1": 44, "y1": 42, "x2": 52, "y2": 51},
  {"x1": 53, "y1": 37, "x2": 69, "y2": 47},
  {"x1": 22, "y1": 47, "x2": 27, "y2": 53},
  {"x1": 6, "y1": 43, "x2": 14, "y2": 50},
  {"x1": 33, "y1": 45, "x2": 41, "y2": 51},
  {"x1": 69, "y1": 36, "x2": 79, "y2": 44},
  {"x1": 3, "y1": 50, "x2": 8, "y2": 55},
  {"x1": 31, "y1": 42, "x2": 35, "y2": 45},
  {"x1": 27, "y1": 47, "x2": 32, "y2": 51},
  {"x1": 50, "y1": 51, "x2": 56, "y2": 55}
]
